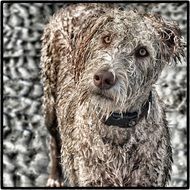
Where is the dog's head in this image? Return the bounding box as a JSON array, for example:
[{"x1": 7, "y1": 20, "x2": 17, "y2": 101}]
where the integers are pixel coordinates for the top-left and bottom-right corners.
[{"x1": 73, "y1": 7, "x2": 185, "y2": 115}]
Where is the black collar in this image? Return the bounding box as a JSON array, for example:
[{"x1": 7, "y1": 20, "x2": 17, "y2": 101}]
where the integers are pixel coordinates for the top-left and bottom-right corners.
[{"x1": 103, "y1": 91, "x2": 152, "y2": 128}]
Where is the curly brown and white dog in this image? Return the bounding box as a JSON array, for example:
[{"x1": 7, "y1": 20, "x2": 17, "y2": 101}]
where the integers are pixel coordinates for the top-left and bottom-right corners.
[{"x1": 40, "y1": 3, "x2": 185, "y2": 187}]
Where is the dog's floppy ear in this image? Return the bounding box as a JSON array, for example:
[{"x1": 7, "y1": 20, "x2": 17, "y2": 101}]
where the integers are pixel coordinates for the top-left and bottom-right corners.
[{"x1": 144, "y1": 13, "x2": 185, "y2": 64}]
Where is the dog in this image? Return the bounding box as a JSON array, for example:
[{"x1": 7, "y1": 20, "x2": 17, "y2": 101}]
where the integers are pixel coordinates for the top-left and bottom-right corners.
[{"x1": 40, "y1": 3, "x2": 184, "y2": 187}]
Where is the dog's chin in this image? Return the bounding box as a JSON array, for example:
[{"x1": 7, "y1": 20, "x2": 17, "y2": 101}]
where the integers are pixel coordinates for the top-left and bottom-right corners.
[
  {"x1": 90, "y1": 91, "x2": 126, "y2": 116},
  {"x1": 91, "y1": 90, "x2": 114, "y2": 102},
  {"x1": 90, "y1": 90, "x2": 121, "y2": 112}
]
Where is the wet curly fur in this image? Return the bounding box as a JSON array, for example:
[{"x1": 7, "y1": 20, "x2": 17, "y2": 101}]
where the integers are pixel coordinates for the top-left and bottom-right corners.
[{"x1": 41, "y1": 3, "x2": 185, "y2": 187}]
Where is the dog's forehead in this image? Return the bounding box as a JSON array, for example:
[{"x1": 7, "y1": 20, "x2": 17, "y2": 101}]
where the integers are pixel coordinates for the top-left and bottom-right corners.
[
  {"x1": 101, "y1": 12, "x2": 157, "y2": 46},
  {"x1": 111, "y1": 11, "x2": 155, "y2": 35}
]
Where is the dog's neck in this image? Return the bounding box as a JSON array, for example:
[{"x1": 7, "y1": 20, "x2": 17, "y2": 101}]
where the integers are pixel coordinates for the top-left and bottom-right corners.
[{"x1": 102, "y1": 91, "x2": 152, "y2": 128}]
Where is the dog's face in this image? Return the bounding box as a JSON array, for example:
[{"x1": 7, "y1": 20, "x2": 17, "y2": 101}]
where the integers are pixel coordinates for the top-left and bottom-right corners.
[{"x1": 74, "y1": 10, "x2": 184, "y2": 114}]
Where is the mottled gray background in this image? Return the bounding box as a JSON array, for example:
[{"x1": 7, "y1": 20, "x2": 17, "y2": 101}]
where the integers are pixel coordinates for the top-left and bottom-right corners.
[{"x1": 3, "y1": 2, "x2": 187, "y2": 187}]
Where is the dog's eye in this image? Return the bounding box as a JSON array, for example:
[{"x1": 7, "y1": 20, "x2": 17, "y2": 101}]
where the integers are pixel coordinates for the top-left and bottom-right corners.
[
  {"x1": 102, "y1": 35, "x2": 112, "y2": 44},
  {"x1": 135, "y1": 47, "x2": 149, "y2": 58}
]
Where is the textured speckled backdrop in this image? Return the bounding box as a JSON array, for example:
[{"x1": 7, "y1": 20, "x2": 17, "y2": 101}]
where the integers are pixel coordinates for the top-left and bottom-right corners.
[{"x1": 3, "y1": 2, "x2": 187, "y2": 187}]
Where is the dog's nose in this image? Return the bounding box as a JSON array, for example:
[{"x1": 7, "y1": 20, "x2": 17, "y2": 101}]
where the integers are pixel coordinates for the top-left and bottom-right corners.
[{"x1": 93, "y1": 70, "x2": 116, "y2": 89}]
